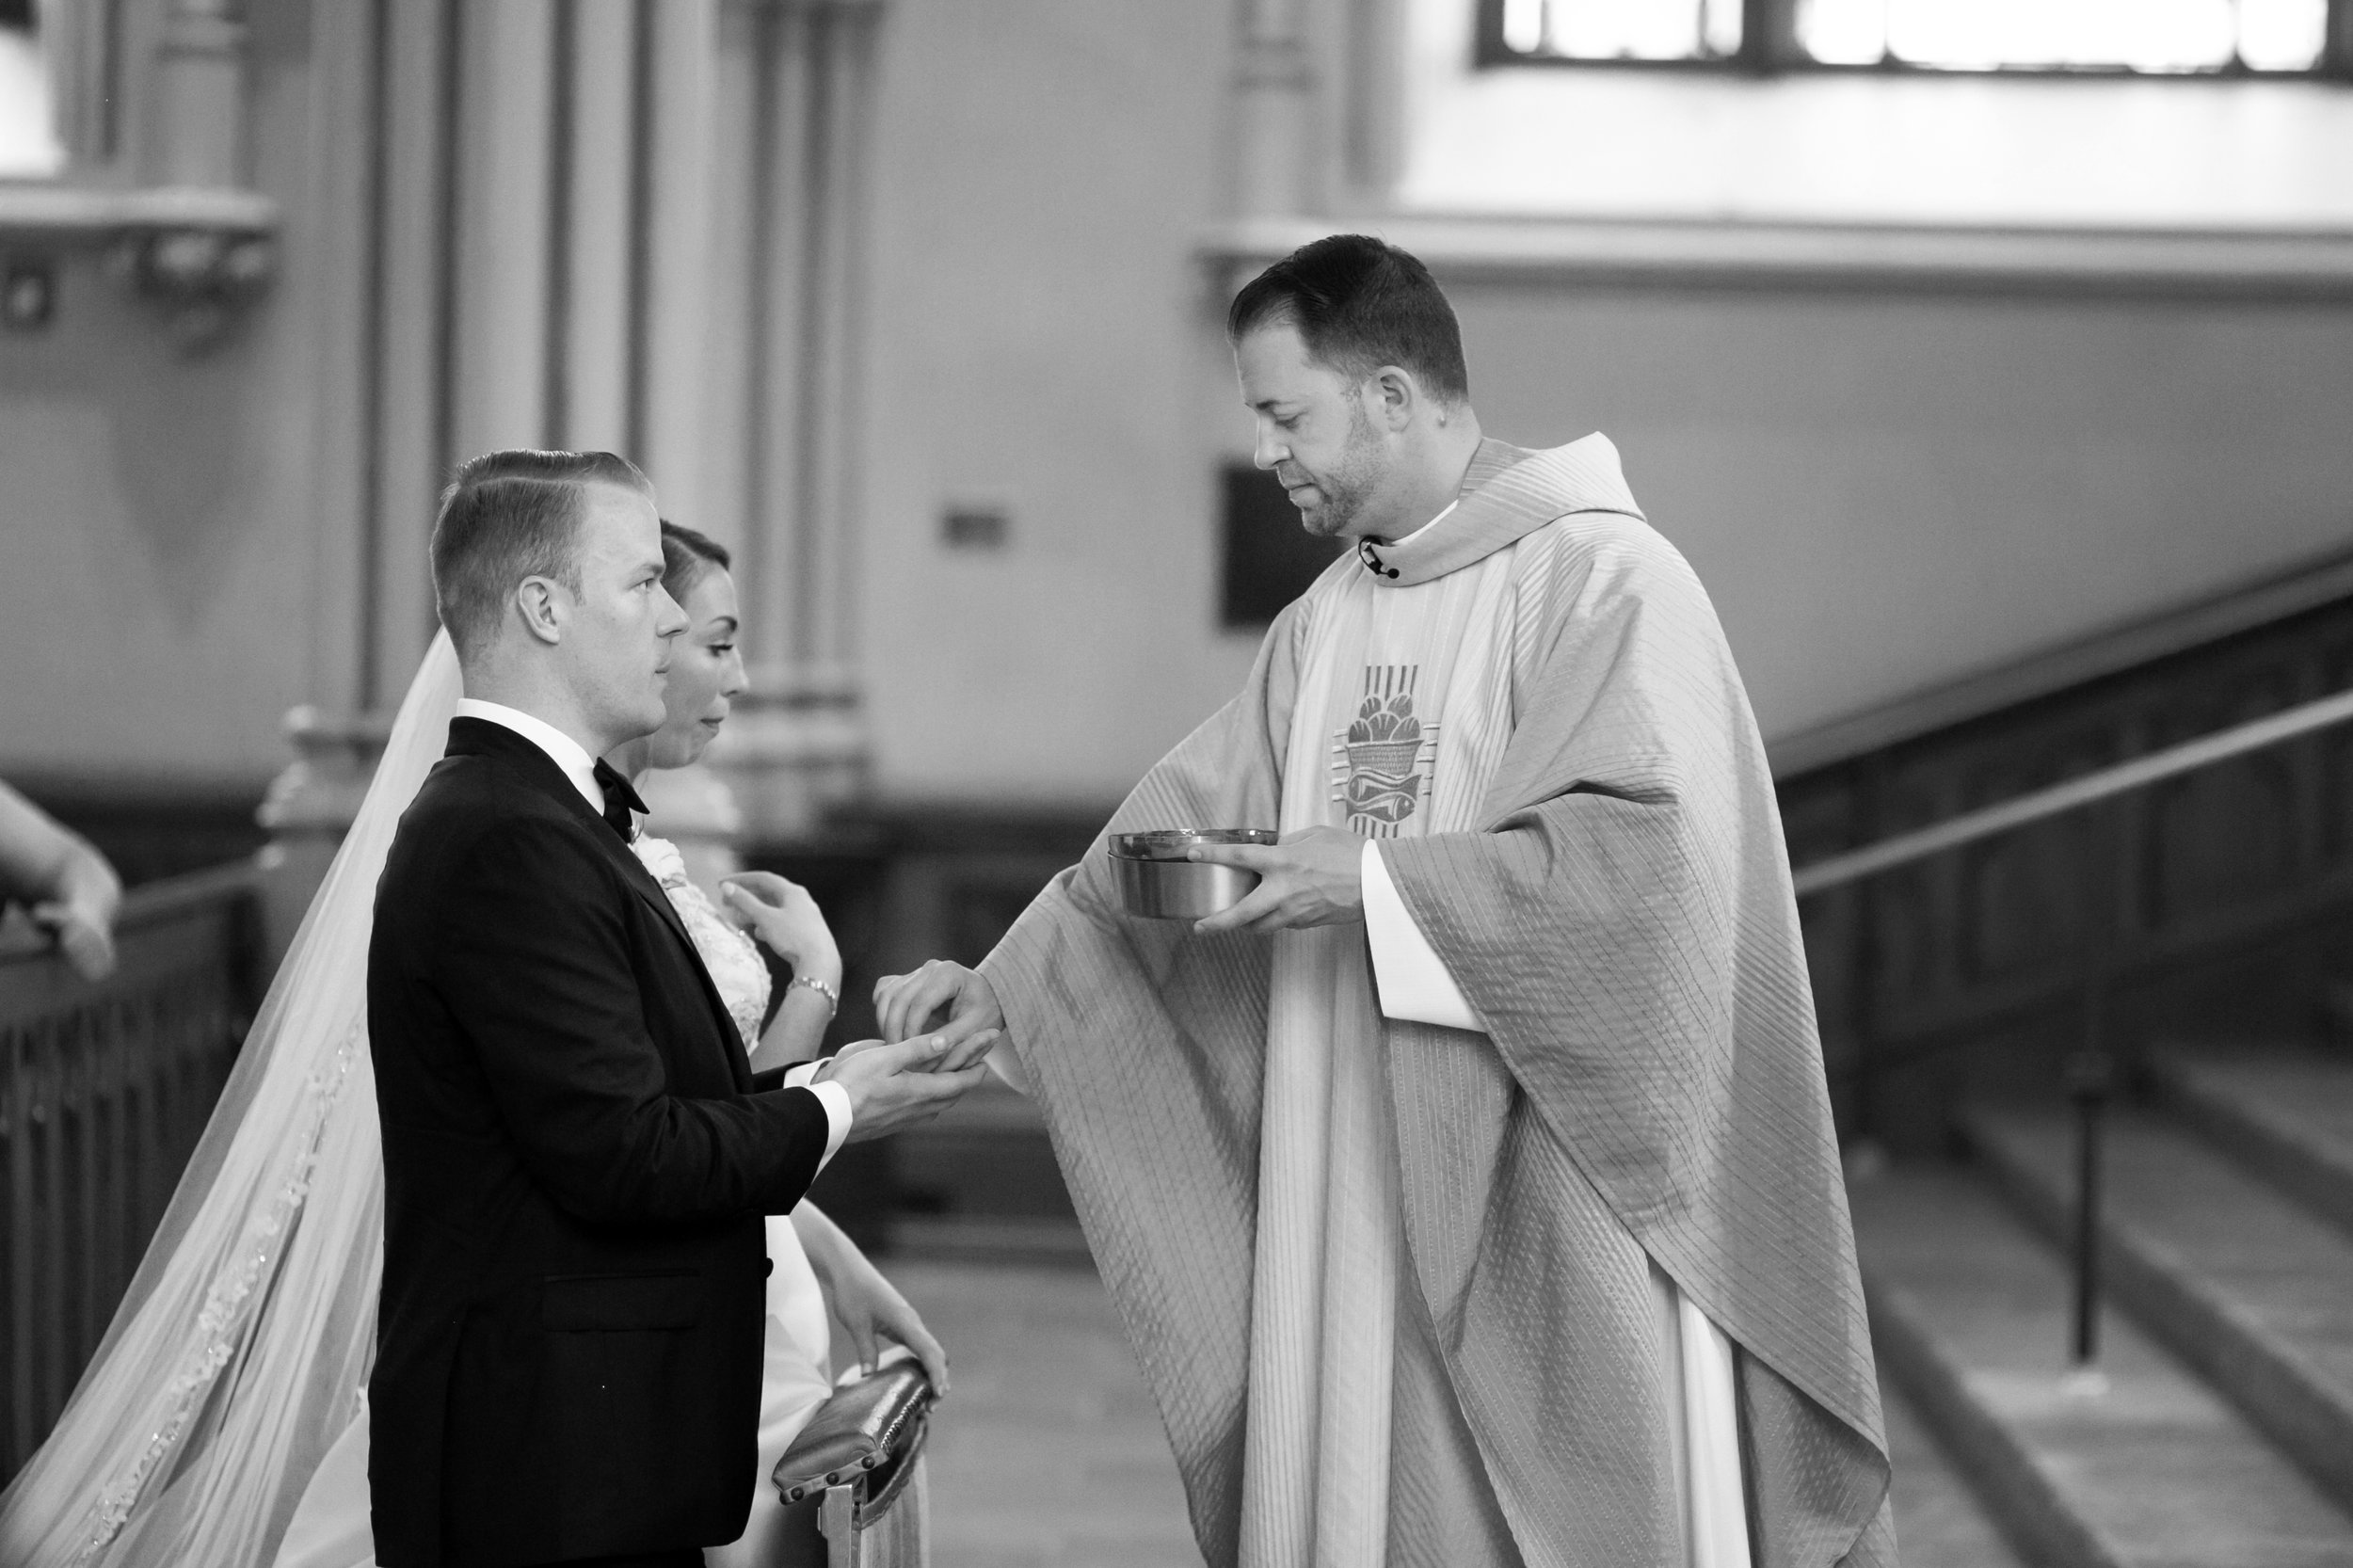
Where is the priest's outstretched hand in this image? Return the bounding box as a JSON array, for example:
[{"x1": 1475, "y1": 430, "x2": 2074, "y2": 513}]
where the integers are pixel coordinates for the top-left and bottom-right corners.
[
  {"x1": 1189, "y1": 824, "x2": 1365, "y2": 936},
  {"x1": 874, "y1": 959, "x2": 1005, "y2": 1070}
]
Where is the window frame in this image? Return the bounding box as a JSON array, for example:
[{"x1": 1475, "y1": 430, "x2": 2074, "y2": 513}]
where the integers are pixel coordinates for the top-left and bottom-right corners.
[{"x1": 1473, "y1": 0, "x2": 2353, "y2": 80}]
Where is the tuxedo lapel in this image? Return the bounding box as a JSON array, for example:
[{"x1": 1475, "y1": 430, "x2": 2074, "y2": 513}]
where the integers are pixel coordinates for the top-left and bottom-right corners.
[
  {"x1": 444, "y1": 718, "x2": 749, "y2": 1080},
  {"x1": 604, "y1": 853, "x2": 755, "y2": 1093}
]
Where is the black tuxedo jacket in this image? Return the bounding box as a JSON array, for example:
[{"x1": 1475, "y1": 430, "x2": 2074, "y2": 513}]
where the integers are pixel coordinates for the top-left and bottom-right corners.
[{"x1": 367, "y1": 717, "x2": 832, "y2": 1568}]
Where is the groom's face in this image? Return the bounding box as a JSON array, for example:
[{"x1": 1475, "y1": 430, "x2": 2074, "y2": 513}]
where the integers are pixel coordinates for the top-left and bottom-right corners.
[{"x1": 563, "y1": 484, "x2": 686, "y2": 746}]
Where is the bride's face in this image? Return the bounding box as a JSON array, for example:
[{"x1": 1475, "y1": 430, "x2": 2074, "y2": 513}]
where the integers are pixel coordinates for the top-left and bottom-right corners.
[{"x1": 646, "y1": 566, "x2": 747, "y2": 770}]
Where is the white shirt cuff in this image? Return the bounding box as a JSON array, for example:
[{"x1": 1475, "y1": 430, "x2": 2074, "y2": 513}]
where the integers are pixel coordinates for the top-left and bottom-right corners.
[
  {"x1": 780, "y1": 1063, "x2": 854, "y2": 1169},
  {"x1": 1361, "y1": 840, "x2": 1485, "y2": 1032}
]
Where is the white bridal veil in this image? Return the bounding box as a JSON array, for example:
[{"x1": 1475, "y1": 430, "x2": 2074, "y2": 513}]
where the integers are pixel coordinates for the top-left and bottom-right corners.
[{"x1": 0, "y1": 634, "x2": 462, "y2": 1568}]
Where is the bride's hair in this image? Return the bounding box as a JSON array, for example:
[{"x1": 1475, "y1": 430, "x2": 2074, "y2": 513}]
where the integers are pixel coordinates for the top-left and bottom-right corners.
[
  {"x1": 431, "y1": 448, "x2": 653, "y2": 656},
  {"x1": 659, "y1": 519, "x2": 732, "y2": 600}
]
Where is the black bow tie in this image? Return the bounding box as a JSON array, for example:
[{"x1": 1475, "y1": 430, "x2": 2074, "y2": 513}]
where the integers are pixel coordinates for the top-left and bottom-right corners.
[{"x1": 592, "y1": 760, "x2": 648, "y2": 840}]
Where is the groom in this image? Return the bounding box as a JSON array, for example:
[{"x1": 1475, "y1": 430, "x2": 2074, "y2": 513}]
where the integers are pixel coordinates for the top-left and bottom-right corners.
[{"x1": 368, "y1": 449, "x2": 982, "y2": 1568}]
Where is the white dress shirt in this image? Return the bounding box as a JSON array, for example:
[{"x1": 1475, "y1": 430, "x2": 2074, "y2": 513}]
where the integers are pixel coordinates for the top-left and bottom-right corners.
[
  {"x1": 778, "y1": 1062, "x2": 852, "y2": 1166},
  {"x1": 452, "y1": 698, "x2": 605, "y2": 813},
  {"x1": 454, "y1": 696, "x2": 854, "y2": 1158}
]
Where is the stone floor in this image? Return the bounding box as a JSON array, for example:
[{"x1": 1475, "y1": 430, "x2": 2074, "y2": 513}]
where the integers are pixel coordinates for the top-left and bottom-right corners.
[
  {"x1": 885, "y1": 1256, "x2": 2013, "y2": 1568},
  {"x1": 884, "y1": 1257, "x2": 1204, "y2": 1568}
]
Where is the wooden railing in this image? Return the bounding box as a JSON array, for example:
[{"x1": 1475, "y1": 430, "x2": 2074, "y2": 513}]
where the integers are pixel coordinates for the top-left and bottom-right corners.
[
  {"x1": 1791, "y1": 675, "x2": 2353, "y2": 1366},
  {"x1": 1789, "y1": 650, "x2": 2353, "y2": 1149},
  {"x1": 0, "y1": 860, "x2": 264, "y2": 1480},
  {"x1": 1794, "y1": 686, "x2": 2353, "y2": 898}
]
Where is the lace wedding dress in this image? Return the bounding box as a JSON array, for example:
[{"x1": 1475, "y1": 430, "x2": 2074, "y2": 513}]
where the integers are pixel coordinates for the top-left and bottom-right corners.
[{"x1": 0, "y1": 635, "x2": 881, "y2": 1568}]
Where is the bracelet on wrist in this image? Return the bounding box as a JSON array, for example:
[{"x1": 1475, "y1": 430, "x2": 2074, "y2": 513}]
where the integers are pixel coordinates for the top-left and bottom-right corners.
[{"x1": 788, "y1": 972, "x2": 841, "y2": 1015}]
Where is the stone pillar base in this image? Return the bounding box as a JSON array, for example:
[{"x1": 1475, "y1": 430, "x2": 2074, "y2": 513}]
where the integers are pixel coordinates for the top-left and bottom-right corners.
[
  {"x1": 254, "y1": 704, "x2": 392, "y2": 973},
  {"x1": 706, "y1": 665, "x2": 871, "y2": 847}
]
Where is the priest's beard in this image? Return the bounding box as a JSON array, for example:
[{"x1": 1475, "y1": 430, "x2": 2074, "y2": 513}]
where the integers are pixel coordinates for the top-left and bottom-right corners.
[{"x1": 1290, "y1": 397, "x2": 1390, "y2": 539}]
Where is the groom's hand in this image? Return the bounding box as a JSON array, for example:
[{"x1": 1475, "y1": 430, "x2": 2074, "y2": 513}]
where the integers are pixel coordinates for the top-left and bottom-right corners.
[
  {"x1": 873, "y1": 960, "x2": 1004, "y2": 1071},
  {"x1": 816, "y1": 1035, "x2": 987, "y2": 1141}
]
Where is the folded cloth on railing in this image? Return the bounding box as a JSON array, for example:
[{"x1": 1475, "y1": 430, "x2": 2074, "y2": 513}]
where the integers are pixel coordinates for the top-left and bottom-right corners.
[{"x1": 772, "y1": 1361, "x2": 934, "y2": 1527}]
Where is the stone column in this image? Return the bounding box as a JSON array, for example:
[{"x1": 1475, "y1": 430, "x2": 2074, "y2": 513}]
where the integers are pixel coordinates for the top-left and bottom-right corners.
[
  {"x1": 702, "y1": 0, "x2": 884, "y2": 845},
  {"x1": 152, "y1": 0, "x2": 248, "y2": 188},
  {"x1": 1233, "y1": 0, "x2": 1319, "y2": 217},
  {"x1": 261, "y1": 0, "x2": 558, "y2": 941},
  {"x1": 255, "y1": 707, "x2": 391, "y2": 971},
  {"x1": 260, "y1": 0, "x2": 888, "y2": 924}
]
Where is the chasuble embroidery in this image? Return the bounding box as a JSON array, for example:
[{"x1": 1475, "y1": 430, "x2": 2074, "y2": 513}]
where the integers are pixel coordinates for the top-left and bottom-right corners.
[{"x1": 1335, "y1": 664, "x2": 1438, "y2": 835}]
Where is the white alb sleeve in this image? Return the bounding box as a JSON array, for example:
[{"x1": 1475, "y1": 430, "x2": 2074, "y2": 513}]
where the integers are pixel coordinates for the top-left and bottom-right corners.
[
  {"x1": 1360, "y1": 840, "x2": 1485, "y2": 1032},
  {"x1": 781, "y1": 1064, "x2": 854, "y2": 1169}
]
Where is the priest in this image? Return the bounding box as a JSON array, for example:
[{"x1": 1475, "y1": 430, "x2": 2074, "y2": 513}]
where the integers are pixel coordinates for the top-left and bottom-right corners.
[{"x1": 879, "y1": 234, "x2": 1895, "y2": 1568}]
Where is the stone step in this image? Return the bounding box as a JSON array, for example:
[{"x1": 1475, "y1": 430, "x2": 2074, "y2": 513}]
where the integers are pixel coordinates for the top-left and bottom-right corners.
[
  {"x1": 2148, "y1": 1048, "x2": 2353, "y2": 1237},
  {"x1": 1881, "y1": 1382, "x2": 2029, "y2": 1568},
  {"x1": 1852, "y1": 1168, "x2": 2353, "y2": 1568},
  {"x1": 1961, "y1": 1102, "x2": 2353, "y2": 1513}
]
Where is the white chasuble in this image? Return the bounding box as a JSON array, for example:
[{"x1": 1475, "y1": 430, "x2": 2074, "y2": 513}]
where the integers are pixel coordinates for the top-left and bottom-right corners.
[{"x1": 1241, "y1": 523, "x2": 1752, "y2": 1568}]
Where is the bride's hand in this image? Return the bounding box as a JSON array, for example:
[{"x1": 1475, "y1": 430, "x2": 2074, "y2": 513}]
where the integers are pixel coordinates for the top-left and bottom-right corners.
[
  {"x1": 720, "y1": 872, "x2": 842, "y2": 983},
  {"x1": 827, "y1": 1254, "x2": 951, "y2": 1397}
]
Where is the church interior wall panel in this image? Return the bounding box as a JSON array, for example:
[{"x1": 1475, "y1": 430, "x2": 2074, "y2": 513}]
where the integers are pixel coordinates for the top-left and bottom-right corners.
[
  {"x1": 1959, "y1": 817, "x2": 2094, "y2": 987},
  {"x1": 447, "y1": 0, "x2": 556, "y2": 459},
  {"x1": 1442, "y1": 282, "x2": 2353, "y2": 752},
  {"x1": 0, "y1": 0, "x2": 360, "y2": 790},
  {"x1": 0, "y1": 254, "x2": 317, "y2": 789},
  {"x1": 852, "y1": 0, "x2": 1249, "y2": 806}
]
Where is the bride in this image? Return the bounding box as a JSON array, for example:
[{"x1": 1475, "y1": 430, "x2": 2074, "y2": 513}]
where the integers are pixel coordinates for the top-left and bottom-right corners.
[{"x1": 0, "y1": 522, "x2": 939, "y2": 1568}]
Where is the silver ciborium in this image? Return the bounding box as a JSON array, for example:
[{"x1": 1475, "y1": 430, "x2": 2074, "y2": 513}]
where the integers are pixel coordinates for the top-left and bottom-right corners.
[{"x1": 1109, "y1": 828, "x2": 1278, "y2": 920}]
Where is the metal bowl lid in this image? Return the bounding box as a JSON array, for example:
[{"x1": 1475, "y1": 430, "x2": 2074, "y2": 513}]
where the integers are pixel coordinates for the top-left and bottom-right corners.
[{"x1": 1109, "y1": 827, "x2": 1279, "y2": 861}]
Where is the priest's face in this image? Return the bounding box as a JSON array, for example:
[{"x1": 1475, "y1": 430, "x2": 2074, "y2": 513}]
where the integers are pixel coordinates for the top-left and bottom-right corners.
[{"x1": 1236, "y1": 322, "x2": 1391, "y2": 540}]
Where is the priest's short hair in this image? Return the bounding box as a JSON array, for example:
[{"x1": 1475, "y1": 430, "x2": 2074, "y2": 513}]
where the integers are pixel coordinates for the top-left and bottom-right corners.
[
  {"x1": 430, "y1": 448, "x2": 653, "y2": 658},
  {"x1": 1227, "y1": 233, "x2": 1470, "y2": 406}
]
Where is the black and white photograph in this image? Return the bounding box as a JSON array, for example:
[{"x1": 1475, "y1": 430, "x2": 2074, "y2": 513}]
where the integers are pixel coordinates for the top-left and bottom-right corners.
[{"x1": 4, "y1": 2, "x2": 2353, "y2": 1565}]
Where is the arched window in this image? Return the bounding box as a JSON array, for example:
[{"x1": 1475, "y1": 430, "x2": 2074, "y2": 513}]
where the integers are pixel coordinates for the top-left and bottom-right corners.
[{"x1": 1480, "y1": 0, "x2": 2351, "y2": 76}]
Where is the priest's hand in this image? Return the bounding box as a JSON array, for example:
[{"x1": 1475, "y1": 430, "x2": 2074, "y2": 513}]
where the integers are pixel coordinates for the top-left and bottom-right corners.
[
  {"x1": 873, "y1": 960, "x2": 1006, "y2": 1072},
  {"x1": 1190, "y1": 824, "x2": 1365, "y2": 936}
]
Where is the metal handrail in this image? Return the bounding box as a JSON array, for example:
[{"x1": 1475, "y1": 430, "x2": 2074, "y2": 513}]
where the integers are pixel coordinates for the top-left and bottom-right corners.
[{"x1": 1791, "y1": 684, "x2": 2353, "y2": 898}]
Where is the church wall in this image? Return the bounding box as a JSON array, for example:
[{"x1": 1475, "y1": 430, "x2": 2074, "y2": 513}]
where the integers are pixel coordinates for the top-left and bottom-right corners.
[
  {"x1": 852, "y1": 0, "x2": 1257, "y2": 810},
  {"x1": 3, "y1": 0, "x2": 2349, "y2": 824},
  {"x1": 1446, "y1": 284, "x2": 2353, "y2": 750},
  {"x1": 847, "y1": 3, "x2": 2353, "y2": 803},
  {"x1": 0, "y1": 0, "x2": 325, "y2": 794}
]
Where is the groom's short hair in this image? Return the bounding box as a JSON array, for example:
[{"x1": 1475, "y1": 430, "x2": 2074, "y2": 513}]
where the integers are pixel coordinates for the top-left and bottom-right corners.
[
  {"x1": 1227, "y1": 233, "x2": 1469, "y2": 406},
  {"x1": 431, "y1": 449, "x2": 654, "y2": 658}
]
